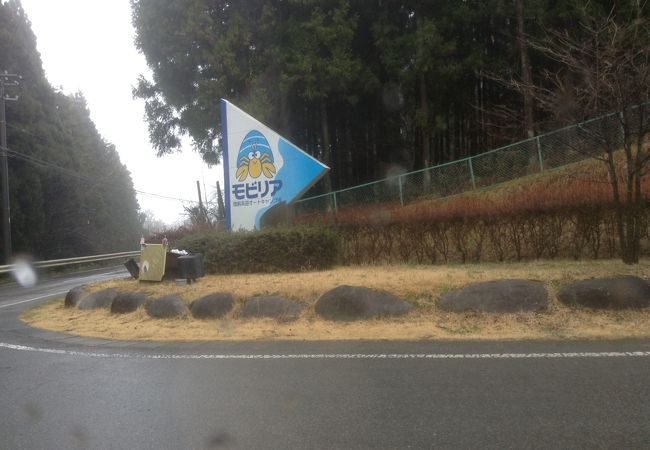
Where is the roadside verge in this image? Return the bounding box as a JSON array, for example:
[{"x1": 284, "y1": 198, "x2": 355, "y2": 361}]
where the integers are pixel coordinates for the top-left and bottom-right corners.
[{"x1": 20, "y1": 260, "x2": 650, "y2": 342}]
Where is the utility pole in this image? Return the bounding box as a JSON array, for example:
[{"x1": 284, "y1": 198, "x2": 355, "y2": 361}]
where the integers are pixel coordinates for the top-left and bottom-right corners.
[
  {"x1": 196, "y1": 180, "x2": 204, "y2": 210},
  {"x1": 216, "y1": 181, "x2": 226, "y2": 223},
  {"x1": 196, "y1": 180, "x2": 206, "y2": 223},
  {"x1": 0, "y1": 72, "x2": 20, "y2": 264}
]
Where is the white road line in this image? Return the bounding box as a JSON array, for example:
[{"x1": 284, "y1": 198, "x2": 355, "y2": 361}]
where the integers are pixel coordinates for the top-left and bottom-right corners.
[
  {"x1": 0, "y1": 290, "x2": 69, "y2": 309},
  {"x1": 1, "y1": 342, "x2": 650, "y2": 360}
]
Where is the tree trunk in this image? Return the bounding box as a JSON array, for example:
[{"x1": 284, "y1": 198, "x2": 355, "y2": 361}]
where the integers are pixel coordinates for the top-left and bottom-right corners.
[
  {"x1": 622, "y1": 110, "x2": 641, "y2": 264},
  {"x1": 605, "y1": 153, "x2": 627, "y2": 262},
  {"x1": 608, "y1": 147, "x2": 641, "y2": 264},
  {"x1": 516, "y1": 0, "x2": 535, "y2": 138},
  {"x1": 320, "y1": 98, "x2": 333, "y2": 195},
  {"x1": 279, "y1": 89, "x2": 291, "y2": 138},
  {"x1": 345, "y1": 116, "x2": 353, "y2": 186},
  {"x1": 633, "y1": 109, "x2": 647, "y2": 262},
  {"x1": 419, "y1": 73, "x2": 431, "y2": 170}
]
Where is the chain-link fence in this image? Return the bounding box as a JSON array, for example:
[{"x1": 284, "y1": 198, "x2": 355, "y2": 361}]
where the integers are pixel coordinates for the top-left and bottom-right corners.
[{"x1": 295, "y1": 106, "x2": 647, "y2": 216}]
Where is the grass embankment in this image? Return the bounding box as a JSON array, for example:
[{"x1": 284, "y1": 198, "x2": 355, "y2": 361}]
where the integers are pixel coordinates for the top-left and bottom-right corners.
[
  {"x1": 302, "y1": 154, "x2": 625, "y2": 223},
  {"x1": 20, "y1": 260, "x2": 650, "y2": 342}
]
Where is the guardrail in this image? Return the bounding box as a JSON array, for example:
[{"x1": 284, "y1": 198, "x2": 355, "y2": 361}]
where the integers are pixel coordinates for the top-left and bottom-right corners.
[{"x1": 0, "y1": 250, "x2": 140, "y2": 274}]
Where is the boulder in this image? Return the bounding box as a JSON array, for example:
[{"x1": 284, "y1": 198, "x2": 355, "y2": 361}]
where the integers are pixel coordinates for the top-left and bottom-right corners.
[
  {"x1": 241, "y1": 295, "x2": 304, "y2": 320},
  {"x1": 190, "y1": 293, "x2": 234, "y2": 319},
  {"x1": 77, "y1": 288, "x2": 118, "y2": 310},
  {"x1": 145, "y1": 295, "x2": 189, "y2": 319},
  {"x1": 315, "y1": 285, "x2": 412, "y2": 321},
  {"x1": 439, "y1": 279, "x2": 548, "y2": 313},
  {"x1": 111, "y1": 292, "x2": 147, "y2": 314},
  {"x1": 64, "y1": 286, "x2": 86, "y2": 308},
  {"x1": 557, "y1": 276, "x2": 650, "y2": 309}
]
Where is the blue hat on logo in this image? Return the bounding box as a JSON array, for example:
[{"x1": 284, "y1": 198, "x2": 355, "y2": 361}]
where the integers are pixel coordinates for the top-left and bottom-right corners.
[{"x1": 238, "y1": 130, "x2": 274, "y2": 163}]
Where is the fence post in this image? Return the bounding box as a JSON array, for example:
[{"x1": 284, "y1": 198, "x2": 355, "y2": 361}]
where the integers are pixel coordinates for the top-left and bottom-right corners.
[
  {"x1": 398, "y1": 175, "x2": 404, "y2": 206},
  {"x1": 536, "y1": 136, "x2": 544, "y2": 171},
  {"x1": 468, "y1": 158, "x2": 476, "y2": 190},
  {"x1": 332, "y1": 192, "x2": 338, "y2": 212}
]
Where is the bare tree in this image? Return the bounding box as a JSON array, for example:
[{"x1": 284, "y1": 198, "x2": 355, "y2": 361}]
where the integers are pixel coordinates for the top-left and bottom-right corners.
[
  {"x1": 515, "y1": 0, "x2": 536, "y2": 138},
  {"x1": 141, "y1": 209, "x2": 167, "y2": 238},
  {"x1": 183, "y1": 204, "x2": 213, "y2": 229},
  {"x1": 499, "y1": 5, "x2": 650, "y2": 264}
]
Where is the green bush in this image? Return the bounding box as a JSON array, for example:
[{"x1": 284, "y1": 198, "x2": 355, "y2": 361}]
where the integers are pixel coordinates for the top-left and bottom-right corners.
[{"x1": 177, "y1": 226, "x2": 340, "y2": 274}]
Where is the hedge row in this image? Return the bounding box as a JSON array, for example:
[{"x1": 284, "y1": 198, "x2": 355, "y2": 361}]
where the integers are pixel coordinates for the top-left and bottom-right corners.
[
  {"x1": 177, "y1": 225, "x2": 340, "y2": 274},
  {"x1": 176, "y1": 209, "x2": 649, "y2": 273},
  {"x1": 336, "y1": 207, "x2": 650, "y2": 264}
]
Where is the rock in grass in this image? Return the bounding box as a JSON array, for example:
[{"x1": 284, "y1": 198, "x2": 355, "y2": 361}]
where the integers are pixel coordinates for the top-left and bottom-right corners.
[
  {"x1": 145, "y1": 295, "x2": 188, "y2": 319},
  {"x1": 557, "y1": 276, "x2": 650, "y2": 309},
  {"x1": 111, "y1": 292, "x2": 147, "y2": 314},
  {"x1": 190, "y1": 293, "x2": 234, "y2": 319},
  {"x1": 315, "y1": 285, "x2": 412, "y2": 321},
  {"x1": 77, "y1": 288, "x2": 118, "y2": 310},
  {"x1": 241, "y1": 296, "x2": 304, "y2": 320},
  {"x1": 439, "y1": 280, "x2": 548, "y2": 313},
  {"x1": 64, "y1": 286, "x2": 86, "y2": 308}
]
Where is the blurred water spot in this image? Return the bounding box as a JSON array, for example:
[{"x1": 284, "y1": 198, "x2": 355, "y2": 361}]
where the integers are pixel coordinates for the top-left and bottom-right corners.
[
  {"x1": 205, "y1": 430, "x2": 235, "y2": 448},
  {"x1": 218, "y1": 320, "x2": 235, "y2": 337},
  {"x1": 382, "y1": 83, "x2": 404, "y2": 111},
  {"x1": 285, "y1": 392, "x2": 302, "y2": 410},
  {"x1": 70, "y1": 424, "x2": 89, "y2": 449},
  {"x1": 385, "y1": 164, "x2": 407, "y2": 185},
  {"x1": 11, "y1": 256, "x2": 38, "y2": 288},
  {"x1": 23, "y1": 402, "x2": 42, "y2": 423}
]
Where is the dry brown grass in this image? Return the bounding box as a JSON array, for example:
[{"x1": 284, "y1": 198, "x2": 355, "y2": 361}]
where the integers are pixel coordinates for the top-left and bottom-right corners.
[
  {"x1": 20, "y1": 260, "x2": 650, "y2": 341},
  {"x1": 298, "y1": 150, "x2": 650, "y2": 227}
]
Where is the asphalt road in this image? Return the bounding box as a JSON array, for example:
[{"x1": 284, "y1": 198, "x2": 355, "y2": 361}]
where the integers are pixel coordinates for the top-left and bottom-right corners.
[
  {"x1": 1, "y1": 268, "x2": 650, "y2": 449},
  {"x1": 0, "y1": 266, "x2": 129, "y2": 310}
]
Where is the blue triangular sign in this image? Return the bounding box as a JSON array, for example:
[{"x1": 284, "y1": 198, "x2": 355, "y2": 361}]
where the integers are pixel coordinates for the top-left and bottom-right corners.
[{"x1": 220, "y1": 99, "x2": 329, "y2": 230}]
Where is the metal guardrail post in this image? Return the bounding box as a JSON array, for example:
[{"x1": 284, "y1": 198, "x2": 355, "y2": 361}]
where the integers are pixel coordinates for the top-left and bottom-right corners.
[
  {"x1": 468, "y1": 158, "x2": 476, "y2": 190},
  {"x1": 0, "y1": 250, "x2": 141, "y2": 274},
  {"x1": 398, "y1": 175, "x2": 404, "y2": 206},
  {"x1": 536, "y1": 136, "x2": 544, "y2": 171}
]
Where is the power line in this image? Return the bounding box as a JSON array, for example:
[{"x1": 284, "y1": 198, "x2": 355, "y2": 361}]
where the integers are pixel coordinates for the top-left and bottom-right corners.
[
  {"x1": 2, "y1": 145, "x2": 199, "y2": 204},
  {"x1": 134, "y1": 190, "x2": 198, "y2": 203},
  {"x1": 4, "y1": 123, "x2": 201, "y2": 203}
]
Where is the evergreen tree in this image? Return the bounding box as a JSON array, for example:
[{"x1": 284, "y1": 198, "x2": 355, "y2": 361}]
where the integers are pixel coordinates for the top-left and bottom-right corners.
[
  {"x1": 1, "y1": 0, "x2": 142, "y2": 259},
  {"x1": 131, "y1": 0, "x2": 639, "y2": 194}
]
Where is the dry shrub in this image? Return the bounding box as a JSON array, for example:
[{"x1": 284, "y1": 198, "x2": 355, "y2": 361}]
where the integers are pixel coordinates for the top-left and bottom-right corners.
[{"x1": 295, "y1": 161, "x2": 650, "y2": 264}]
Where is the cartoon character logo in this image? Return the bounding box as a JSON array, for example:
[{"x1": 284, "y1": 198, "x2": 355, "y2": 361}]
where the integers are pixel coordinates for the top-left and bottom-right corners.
[{"x1": 235, "y1": 130, "x2": 276, "y2": 181}]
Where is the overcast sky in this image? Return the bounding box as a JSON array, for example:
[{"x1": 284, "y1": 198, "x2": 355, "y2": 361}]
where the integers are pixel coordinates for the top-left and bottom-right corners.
[{"x1": 19, "y1": 0, "x2": 224, "y2": 225}]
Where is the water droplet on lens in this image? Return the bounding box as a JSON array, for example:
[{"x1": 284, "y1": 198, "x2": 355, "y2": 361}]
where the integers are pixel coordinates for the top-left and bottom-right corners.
[{"x1": 12, "y1": 257, "x2": 37, "y2": 288}]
